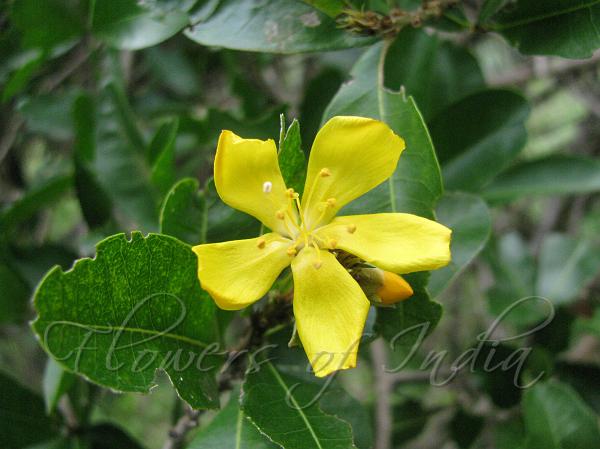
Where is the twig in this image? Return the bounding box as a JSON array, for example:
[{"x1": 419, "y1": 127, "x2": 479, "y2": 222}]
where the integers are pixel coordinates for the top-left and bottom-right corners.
[
  {"x1": 372, "y1": 338, "x2": 393, "y2": 449},
  {"x1": 161, "y1": 405, "x2": 202, "y2": 449}
]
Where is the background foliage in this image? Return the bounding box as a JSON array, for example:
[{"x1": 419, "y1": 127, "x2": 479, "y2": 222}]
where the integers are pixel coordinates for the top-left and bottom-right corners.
[{"x1": 1, "y1": 1, "x2": 600, "y2": 448}]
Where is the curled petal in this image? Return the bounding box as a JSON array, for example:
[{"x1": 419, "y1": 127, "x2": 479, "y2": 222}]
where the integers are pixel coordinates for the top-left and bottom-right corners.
[{"x1": 215, "y1": 130, "x2": 293, "y2": 236}]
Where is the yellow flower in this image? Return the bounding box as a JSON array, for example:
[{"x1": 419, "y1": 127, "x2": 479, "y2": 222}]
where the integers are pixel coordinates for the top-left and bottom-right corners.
[{"x1": 193, "y1": 116, "x2": 451, "y2": 377}]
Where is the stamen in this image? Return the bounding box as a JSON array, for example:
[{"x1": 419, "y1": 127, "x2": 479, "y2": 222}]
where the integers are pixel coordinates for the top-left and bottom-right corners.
[
  {"x1": 326, "y1": 197, "x2": 336, "y2": 208},
  {"x1": 287, "y1": 246, "x2": 297, "y2": 256},
  {"x1": 346, "y1": 224, "x2": 357, "y2": 234},
  {"x1": 256, "y1": 238, "x2": 266, "y2": 249},
  {"x1": 286, "y1": 188, "x2": 297, "y2": 198},
  {"x1": 328, "y1": 238, "x2": 338, "y2": 248},
  {"x1": 262, "y1": 181, "x2": 272, "y2": 193},
  {"x1": 319, "y1": 168, "x2": 331, "y2": 177},
  {"x1": 312, "y1": 243, "x2": 322, "y2": 269},
  {"x1": 276, "y1": 210, "x2": 286, "y2": 220}
]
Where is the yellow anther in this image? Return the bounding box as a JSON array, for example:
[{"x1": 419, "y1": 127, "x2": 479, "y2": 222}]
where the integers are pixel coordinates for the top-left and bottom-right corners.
[
  {"x1": 313, "y1": 261, "x2": 322, "y2": 269},
  {"x1": 328, "y1": 238, "x2": 338, "y2": 248},
  {"x1": 276, "y1": 210, "x2": 286, "y2": 220},
  {"x1": 346, "y1": 224, "x2": 357, "y2": 234},
  {"x1": 256, "y1": 238, "x2": 266, "y2": 249},
  {"x1": 286, "y1": 188, "x2": 298, "y2": 198},
  {"x1": 326, "y1": 197, "x2": 336, "y2": 207},
  {"x1": 287, "y1": 247, "x2": 297, "y2": 256},
  {"x1": 319, "y1": 168, "x2": 331, "y2": 177}
]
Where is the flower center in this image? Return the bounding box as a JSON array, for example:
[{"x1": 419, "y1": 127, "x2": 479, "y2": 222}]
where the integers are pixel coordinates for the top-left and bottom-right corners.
[{"x1": 261, "y1": 168, "x2": 341, "y2": 268}]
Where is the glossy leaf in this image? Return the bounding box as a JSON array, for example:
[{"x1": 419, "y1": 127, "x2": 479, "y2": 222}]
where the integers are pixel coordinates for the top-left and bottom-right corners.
[
  {"x1": 189, "y1": 387, "x2": 278, "y2": 449},
  {"x1": 384, "y1": 29, "x2": 485, "y2": 120},
  {"x1": 483, "y1": 0, "x2": 600, "y2": 58},
  {"x1": 160, "y1": 178, "x2": 206, "y2": 245},
  {"x1": 92, "y1": 0, "x2": 189, "y2": 50},
  {"x1": 485, "y1": 233, "x2": 550, "y2": 328},
  {"x1": 428, "y1": 192, "x2": 491, "y2": 298},
  {"x1": 324, "y1": 43, "x2": 443, "y2": 219},
  {"x1": 205, "y1": 179, "x2": 261, "y2": 243},
  {"x1": 32, "y1": 232, "x2": 222, "y2": 409},
  {"x1": 537, "y1": 233, "x2": 600, "y2": 305},
  {"x1": 150, "y1": 120, "x2": 179, "y2": 194},
  {"x1": 484, "y1": 155, "x2": 600, "y2": 203},
  {"x1": 376, "y1": 288, "x2": 442, "y2": 348},
  {"x1": 241, "y1": 362, "x2": 355, "y2": 449},
  {"x1": 522, "y1": 380, "x2": 600, "y2": 448},
  {"x1": 430, "y1": 89, "x2": 529, "y2": 192},
  {"x1": 279, "y1": 118, "x2": 306, "y2": 195},
  {"x1": 185, "y1": 0, "x2": 372, "y2": 53}
]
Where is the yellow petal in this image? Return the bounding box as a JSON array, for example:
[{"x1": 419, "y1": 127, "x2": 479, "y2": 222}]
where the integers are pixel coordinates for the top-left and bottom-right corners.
[
  {"x1": 377, "y1": 271, "x2": 413, "y2": 304},
  {"x1": 214, "y1": 130, "x2": 293, "y2": 236},
  {"x1": 291, "y1": 247, "x2": 370, "y2": 377},
  {"x1": 314, "y1": 213, "x2": 451, "y2": 273},
  {"x1": 301, "y1": 116, "x2": 405, "y2": 229},
  {"x1": 192, "y1": 233, "x2": 292, "y2": 310}
]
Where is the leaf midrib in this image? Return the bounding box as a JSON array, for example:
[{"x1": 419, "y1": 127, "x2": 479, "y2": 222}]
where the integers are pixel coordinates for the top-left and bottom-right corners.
[
  {"x1": 267, "y1": 363, "x2": 323, "y2": 449},
  {"x1": 39, "y1": 320, "x2": 209, "y2": 349},
  {"x1": 490, "y1": 0, "x2": 600, "y2": 30}
]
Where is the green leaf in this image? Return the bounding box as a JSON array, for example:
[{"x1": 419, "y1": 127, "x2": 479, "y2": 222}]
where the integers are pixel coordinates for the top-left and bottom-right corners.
[
  {"x1": 299, "y1": 67, "x2": 344, "y2": 145},
  {"x1": 92, "y1": 0, "x2": 189, "y2": 50},
  {"x1": 10, "y1": 0, "x2": 83, "y2": 50},
  {"x1": 430, "y1": 89, "x2": 529, "y2": 192},
  {"x1": 185, "y1": 0, "x2": 372, "y2": 53},
  {"x1": 320, "y1": 388, "x2": 373, "y2": 449},
  {"x1": 43, "y1": 357, "x2": 75, "y2": 414},
  {"x1": 484, "y1": 155, "x2": 600, "y2": 203},
  {"x1": 324, "y1": 43, "x2": 443, "y2": 219},
  {"x1": 483, "y1": 0, "x2": 600, "y2": 58},
  {"x1": 0, "y1": 175, "x2": 73, "y2": 235},
  {"x1": 485, "y1": 233, "x2": 549, "y2": 328},
  {"x1": 82, "y1": 423, "x2": 145, "y2": 449},
  {"x1": 160, "y1": 178, "x2": 206, "y2": 245},
  {"x1": 189, "y1": 387, "x2": 278, "y2": 449},
  {"x1": 279, "y1": 119, "x2": 307, "y2": 195},
  {"x1": 32, "y1": 232, "x2": 222, "y2": 409},
  {"x1": 205, "y1": 179, "x2": 261, "y2": 243},
  {"x1": 384, "y1": 29, "x2": 485, "y2": 120},
  {"x1": 450, "y1": 408, "x2": 484, "y2": 449},
  {"x1": 74, "y1": 158, "x2": 113, "y2": 230},
  {"x1": 150, "y1": 119, "x2": 179, "y2": 194},
  {"x1": 428, "y1": 192, "x2": 491, "y2": 297},
  {"x1": 0, "y1": 371, "x2": 58, "y2": 448},
  {"x1": 106, "y1": 82, "x2": 146, "y2": 153},
  {"x1": 18, "y1": 92, "x2": 79, "y2": 140},
  {"x1": 241, "y1": 362, "x2": 356, "y2": 449},
  {"x1": 0, "y1": 260, "x2": 29, "y2": 324},
  {"x1": 376, "y1": 288, "x2": 442, "y2": 347},
  {"x1": 537, "y1": 233, "x2": 600, "y2": 305},
  {"x1": 302, "y1": 0, "x2": 347, "y2": 17},
  {"x1": 73, "y1": 93, "x2": 97, "y2": 163},
  {"x1": 93, "y1": 85, "x2": 157, "y2": 231},
  {"x1": 522, "y1": 380, "x2": 600, "y2": 449}
]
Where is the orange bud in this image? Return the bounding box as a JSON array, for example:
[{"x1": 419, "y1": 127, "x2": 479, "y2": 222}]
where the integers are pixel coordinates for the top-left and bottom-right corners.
[{"x1": 376, "y1": 271, "x2": 413, "y2": 305}]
